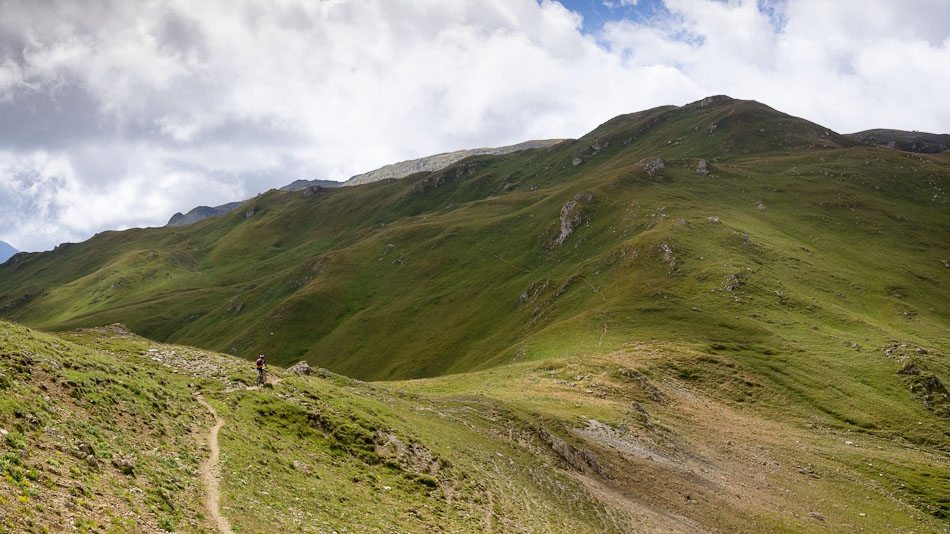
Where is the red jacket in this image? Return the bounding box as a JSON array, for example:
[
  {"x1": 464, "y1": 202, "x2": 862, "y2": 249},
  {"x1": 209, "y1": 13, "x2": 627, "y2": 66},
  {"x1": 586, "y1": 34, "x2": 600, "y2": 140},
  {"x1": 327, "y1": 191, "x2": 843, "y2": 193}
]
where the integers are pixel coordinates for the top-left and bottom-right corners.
[{"x1": 256, "y1": 357, "x2": 264, "y2": 369}]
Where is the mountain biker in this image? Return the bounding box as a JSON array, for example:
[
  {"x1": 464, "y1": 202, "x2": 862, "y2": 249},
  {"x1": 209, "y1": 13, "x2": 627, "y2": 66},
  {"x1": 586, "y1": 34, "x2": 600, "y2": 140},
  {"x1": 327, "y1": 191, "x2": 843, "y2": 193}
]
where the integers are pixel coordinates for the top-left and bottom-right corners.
[{"x1": 256, "y1": 354, "x2": 265, "y2": 384}]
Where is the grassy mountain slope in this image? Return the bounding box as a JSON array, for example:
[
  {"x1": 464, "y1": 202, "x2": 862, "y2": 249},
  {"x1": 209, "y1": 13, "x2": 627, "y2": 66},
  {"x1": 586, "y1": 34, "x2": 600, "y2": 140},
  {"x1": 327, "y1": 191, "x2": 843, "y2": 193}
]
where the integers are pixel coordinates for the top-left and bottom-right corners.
[
  {"x1": 2, "y1": 321, "x2": 948, "y2": 533},
  {"x1": 846, "y1": 129, "x2": 950, "y2": 154},
  {"x1": 1, "y1": 97, "x2": 947, "y2": 387}
]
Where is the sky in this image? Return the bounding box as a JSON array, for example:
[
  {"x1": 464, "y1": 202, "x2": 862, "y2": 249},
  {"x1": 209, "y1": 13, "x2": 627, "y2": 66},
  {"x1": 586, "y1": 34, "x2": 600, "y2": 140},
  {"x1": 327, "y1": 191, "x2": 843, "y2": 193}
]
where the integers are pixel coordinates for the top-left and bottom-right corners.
[{"x1": 1, "y1": 0, "x2": 948, "y2": 253}]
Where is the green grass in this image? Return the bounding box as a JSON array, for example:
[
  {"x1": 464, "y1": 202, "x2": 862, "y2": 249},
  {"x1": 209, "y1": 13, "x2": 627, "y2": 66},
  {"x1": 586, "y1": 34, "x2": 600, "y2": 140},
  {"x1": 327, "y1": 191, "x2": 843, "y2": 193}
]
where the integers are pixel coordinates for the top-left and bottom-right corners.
[
  {"x1": 0, "y1": 321, "x2": 947, "y2": 532},
  {"x1": 0, "y1": 322, "x2": 214, "y2": 533}
]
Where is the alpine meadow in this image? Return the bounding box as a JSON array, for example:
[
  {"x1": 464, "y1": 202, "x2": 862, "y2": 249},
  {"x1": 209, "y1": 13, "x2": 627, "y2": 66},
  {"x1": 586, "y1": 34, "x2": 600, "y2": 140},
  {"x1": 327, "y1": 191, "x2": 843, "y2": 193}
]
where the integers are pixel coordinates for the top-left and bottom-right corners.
[{"x1": 1, "y1": 96, "x2": 948, "y2": 533}]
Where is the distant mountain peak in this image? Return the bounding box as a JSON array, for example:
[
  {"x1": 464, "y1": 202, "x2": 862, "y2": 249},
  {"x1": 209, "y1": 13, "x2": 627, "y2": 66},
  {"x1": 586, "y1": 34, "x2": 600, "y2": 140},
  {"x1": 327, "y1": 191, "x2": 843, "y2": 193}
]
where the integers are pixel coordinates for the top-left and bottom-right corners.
[
  {"x1": 342, "y1": 139, "x2": 565, "y2": 187},
  {"x1": 0, "y1": 240, "x2": 18, "y2": 263}
]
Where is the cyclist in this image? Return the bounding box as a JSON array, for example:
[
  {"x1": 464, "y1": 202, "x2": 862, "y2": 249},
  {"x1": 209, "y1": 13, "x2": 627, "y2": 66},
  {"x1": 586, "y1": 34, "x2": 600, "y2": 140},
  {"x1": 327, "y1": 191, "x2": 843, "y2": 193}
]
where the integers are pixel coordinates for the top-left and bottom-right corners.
[{"x1": 256, "y1": 354, "x2": 266, "y2": 385}]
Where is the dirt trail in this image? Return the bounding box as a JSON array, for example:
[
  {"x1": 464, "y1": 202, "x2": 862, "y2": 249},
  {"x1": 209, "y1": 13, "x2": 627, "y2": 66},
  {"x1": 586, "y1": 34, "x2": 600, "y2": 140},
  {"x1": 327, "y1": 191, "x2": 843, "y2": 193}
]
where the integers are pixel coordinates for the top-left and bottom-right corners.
[{"x1": 196, "y1": 394, "x2": 234, "y2": 534}]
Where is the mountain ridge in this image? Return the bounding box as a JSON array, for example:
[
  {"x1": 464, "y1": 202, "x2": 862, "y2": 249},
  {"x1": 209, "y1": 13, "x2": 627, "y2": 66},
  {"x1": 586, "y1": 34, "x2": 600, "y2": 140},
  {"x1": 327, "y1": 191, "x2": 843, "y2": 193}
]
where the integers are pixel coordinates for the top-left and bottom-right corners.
[
  {"x1": 342, "y1": 139, "x2": 565, "y2": 186},
  {"x1": 845, "y1": 128, "x2": 950, "y2": 153}
]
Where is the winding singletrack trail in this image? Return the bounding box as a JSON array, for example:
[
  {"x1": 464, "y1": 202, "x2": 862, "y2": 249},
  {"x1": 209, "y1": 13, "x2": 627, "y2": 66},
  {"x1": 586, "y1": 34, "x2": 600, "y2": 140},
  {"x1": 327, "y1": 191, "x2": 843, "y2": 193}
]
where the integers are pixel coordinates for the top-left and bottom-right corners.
[{"x1": 196, "y1": 394, "x2": 234, "y2": 534}]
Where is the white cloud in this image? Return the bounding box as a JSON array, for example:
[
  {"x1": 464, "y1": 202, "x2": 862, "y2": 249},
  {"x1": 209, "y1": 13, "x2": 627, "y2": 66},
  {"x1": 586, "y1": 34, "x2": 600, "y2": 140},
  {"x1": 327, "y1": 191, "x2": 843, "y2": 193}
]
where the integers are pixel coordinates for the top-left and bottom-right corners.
[{"x1": 0, "y1": 0, "x2": 948, "y2": 251}]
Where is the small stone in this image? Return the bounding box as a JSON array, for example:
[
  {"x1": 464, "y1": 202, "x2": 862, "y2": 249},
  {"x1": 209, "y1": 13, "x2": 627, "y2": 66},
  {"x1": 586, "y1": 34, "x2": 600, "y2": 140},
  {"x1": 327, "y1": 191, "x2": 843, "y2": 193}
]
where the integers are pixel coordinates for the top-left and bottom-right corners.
[
  {"x1": 112, "y1": 455, "x2": 136, "y2": 475},
  {"x1": 78, "y1": 442, "x2": 95, "y2": 457},
  {"x1": 292, "y1": 460, "x2": 312, "y2": 475},
  {"x1": 809, "y1": 512, "x2": 825, "y2": 521}
]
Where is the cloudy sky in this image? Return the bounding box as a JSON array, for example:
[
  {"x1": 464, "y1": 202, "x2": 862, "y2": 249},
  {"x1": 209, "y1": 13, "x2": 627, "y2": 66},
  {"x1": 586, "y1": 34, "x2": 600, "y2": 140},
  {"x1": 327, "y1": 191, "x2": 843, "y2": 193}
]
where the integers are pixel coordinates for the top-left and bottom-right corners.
[{"x1": 1, "y1": 0, "x2": 948, "y2": 252}]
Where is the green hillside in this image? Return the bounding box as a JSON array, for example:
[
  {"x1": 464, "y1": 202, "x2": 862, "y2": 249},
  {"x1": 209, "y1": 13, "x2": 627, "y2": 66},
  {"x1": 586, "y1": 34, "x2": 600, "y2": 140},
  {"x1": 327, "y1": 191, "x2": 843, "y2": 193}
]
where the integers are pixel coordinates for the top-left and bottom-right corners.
[
  {"x1": 2, "y1": 322, "x2": 948, "y2": 533},
  {"x1": 846, "y1": 129, "x2": 950, "y2": 154},
  {"x1": 1, "y1": 96, "x2": 947, "y2": 384}
]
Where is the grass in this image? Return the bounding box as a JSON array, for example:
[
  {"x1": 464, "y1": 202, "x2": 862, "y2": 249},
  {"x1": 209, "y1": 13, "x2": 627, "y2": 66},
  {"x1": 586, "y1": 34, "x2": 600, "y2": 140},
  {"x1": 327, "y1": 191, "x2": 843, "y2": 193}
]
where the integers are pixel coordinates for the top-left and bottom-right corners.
[
  {"x1": 3, "y1": 322, "x2": 946, "y2": 532},
  {"x1": 0, "y1": 322, "x2": 214, "y2": 533}
]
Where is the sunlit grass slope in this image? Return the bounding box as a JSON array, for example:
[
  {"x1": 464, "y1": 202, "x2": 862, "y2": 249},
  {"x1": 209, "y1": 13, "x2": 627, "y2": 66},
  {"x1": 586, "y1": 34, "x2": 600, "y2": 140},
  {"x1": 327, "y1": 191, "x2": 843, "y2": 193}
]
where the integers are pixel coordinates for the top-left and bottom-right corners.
[{"x1": 2, "y1": 322, "x2": 947, "y2": 532}]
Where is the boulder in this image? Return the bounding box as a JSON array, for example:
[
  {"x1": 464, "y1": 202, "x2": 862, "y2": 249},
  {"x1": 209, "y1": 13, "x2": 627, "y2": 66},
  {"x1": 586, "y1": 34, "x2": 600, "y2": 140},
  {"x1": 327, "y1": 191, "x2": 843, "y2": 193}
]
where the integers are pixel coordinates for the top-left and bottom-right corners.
[
  {"x1": 696, "y1": 159, "x2": 709, "y2": 176},
  {"x1": 287, "y1": 361, "x2": 312, "y2": 376}
]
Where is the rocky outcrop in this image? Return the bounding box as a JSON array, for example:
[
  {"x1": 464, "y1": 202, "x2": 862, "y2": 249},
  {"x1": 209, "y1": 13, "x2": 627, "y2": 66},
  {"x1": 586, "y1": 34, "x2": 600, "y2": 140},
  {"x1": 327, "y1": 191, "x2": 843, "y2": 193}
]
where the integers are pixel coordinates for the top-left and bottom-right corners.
[
  {"x1": 287, "y1": 361, "x2": 312, "y2": 375},
  {"x1": 537, "y1": 427, "x2": 603, "y2": 475},
  {"x1": 555, "y1": 192, "x2": 593, "y2": 246},
  {"x1": 696, "y1": 159, "x2": 709, "y2": 176},
  {"x1": 639, "y1": 157, "x2": 665, "y2": 176}
]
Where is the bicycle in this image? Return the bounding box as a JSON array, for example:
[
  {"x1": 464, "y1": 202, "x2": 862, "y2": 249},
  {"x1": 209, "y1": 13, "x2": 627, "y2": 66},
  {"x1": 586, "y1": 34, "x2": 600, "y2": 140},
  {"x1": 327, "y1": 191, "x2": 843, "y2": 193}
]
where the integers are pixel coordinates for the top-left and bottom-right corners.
[{"x1": 256, "y1": 368, "x2": 266, "y2": 387}]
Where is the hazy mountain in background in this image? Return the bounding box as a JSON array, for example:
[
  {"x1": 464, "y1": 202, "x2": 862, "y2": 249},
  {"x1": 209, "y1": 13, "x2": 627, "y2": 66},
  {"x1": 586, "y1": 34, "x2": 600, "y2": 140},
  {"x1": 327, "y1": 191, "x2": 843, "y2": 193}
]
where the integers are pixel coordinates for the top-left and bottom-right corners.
[
  {"x1": 342, "y1": 139, "x2": 565, "y2": 186},
  {"x1": 166, "y1": 180, "x2": 343, "y2": 227},
  {"x1": 166, "y1": 202, "x2": 246, "y2": 227},
  {"x1": 0, "y1": 240, "x2": 17, "y2": 263},
  {"x1": 164, "y1": 142, "x2": 563, "y2": 227}
]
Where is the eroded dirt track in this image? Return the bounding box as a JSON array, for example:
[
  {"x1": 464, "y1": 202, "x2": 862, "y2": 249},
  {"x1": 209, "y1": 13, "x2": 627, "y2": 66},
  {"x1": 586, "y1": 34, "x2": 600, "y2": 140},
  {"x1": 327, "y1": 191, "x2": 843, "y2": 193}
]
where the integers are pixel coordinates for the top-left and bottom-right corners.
[{"x1": 196, "y1": 394, "x2": 234, "y2": 534}]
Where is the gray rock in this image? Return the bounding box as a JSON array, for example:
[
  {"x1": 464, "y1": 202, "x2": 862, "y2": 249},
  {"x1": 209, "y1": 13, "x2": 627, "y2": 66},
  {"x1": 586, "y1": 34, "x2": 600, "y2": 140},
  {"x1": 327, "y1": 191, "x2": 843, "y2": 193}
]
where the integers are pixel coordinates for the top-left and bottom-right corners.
[
  {"x1": 696, "y1": 159, "x2": 709, "y2": 176},
  {"x1": 112, "y1": 455, "x2": 136, "y2": 475},
  {"x1": 292, "y1": 460, "x2": 312, "y2": 475},
  {"x1": 287, "y1": 361, "x2": 312, "y2": 376},
  {"x1": 640, "y1": 157, "x2": 665, "y2": 176},
  {"x1": 537, "y1": 427, "x2": 603, "y2": 475},
  {"x1": 555, "y1": 192, "x2": 593, "y2": 246}
]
